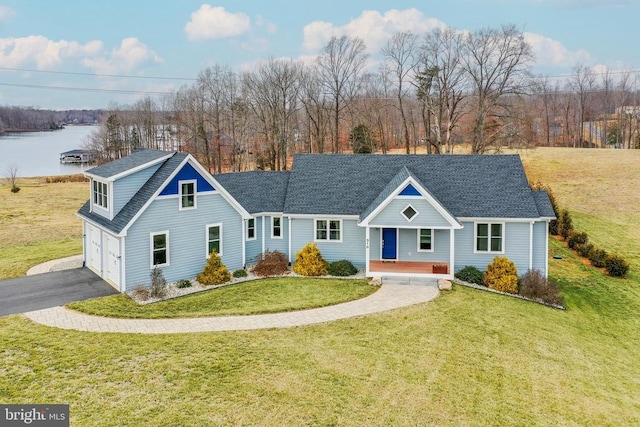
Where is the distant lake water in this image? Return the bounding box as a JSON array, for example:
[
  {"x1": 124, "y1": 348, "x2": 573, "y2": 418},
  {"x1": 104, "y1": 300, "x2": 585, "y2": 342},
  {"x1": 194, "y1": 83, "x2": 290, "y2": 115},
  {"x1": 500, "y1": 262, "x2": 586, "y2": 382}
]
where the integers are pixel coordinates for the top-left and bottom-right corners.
[{"x1": 0, "y1": 125, "x2": 98, "y2": 177}]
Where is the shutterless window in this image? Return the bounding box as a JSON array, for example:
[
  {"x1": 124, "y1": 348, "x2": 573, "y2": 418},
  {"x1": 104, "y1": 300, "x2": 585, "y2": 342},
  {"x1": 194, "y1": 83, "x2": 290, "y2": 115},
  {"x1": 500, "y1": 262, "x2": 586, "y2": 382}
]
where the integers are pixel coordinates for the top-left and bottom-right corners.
[
  {"x1": 418, "y1": 229, "x2": 432, "y2": 251},
  {"x1": 316, "y1": 219, "x2": 341, "y2": 241},
  {"x1": 152, "y1": 233, "x2": 168, "y2": 266},
  {"x1": 207, "y1": 225, "x2": 221, "y2": 255},
  {"x1": 180, "y1": 181, "x2": 195, "y2": 209},
  {"x1": 476, "y1": 223, "x2": 503, "y2": 252},
  {"x1": 93, "y1": 181, "x2": 108, "y2": 209},
  {"x1": 272, "y1": 217, "x2": 282, "y2": 238},
  {"x1": 247, "y1": 218, "x2": 255, "y2": 240}
]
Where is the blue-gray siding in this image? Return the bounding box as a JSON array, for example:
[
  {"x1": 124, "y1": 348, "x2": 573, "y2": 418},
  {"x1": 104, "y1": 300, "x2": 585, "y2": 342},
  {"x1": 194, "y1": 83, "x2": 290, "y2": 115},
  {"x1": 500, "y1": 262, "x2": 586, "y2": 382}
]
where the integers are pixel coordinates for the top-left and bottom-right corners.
[
  {"x1": 454, "y1": 221, "x2": 532, "y2": 274},
  {"x1": 245, "y1": 216, "x2": 263, "y2": 265},
  {"x1": 264, "y1": 215, "x2": 288, "y2": 254},
  {"x1": 112, "y1": 164, "x2": 162, "y2": 216},
  {"x1": 532, "y1": 221, "x2": 548, "y2": 275},
  {"x1": 369, "y1": 198, "x2": 451, "y2": 228},
  {"x1": 124, "y1": 193, "x2": 243, "y2": 290},
  {"x1": 290, "y1": 218, "x2": 365, "y2": 267}
]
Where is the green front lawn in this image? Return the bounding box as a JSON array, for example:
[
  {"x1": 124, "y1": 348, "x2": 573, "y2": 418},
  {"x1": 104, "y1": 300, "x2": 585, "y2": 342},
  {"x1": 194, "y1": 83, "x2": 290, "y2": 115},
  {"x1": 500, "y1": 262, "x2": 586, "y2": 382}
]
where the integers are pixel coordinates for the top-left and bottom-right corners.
[{"x1": 66, "y1": 277, "x2": 377, "y2": 318}]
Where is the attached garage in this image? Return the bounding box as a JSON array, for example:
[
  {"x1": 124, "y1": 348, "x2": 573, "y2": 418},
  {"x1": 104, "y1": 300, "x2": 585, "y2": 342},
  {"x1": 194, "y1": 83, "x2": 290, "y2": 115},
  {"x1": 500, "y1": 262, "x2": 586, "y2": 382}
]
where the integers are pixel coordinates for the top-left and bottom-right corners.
[{"x1": 84, "y1": 223, "x2": 121, "y2": 291}]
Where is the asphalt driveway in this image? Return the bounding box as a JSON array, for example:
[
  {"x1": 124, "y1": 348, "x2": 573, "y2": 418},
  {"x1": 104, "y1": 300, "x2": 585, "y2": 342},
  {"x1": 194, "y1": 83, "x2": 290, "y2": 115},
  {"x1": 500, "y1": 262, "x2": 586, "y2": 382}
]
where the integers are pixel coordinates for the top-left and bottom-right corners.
[{"x1": 0, "y1": 268, "x2": 118, "y2": 317}]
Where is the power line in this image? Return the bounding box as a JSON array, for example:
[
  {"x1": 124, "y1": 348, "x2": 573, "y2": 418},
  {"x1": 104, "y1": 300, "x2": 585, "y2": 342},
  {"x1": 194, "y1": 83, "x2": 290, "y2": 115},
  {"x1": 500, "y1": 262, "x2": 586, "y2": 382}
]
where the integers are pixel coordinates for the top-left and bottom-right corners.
[
  {"x1": 0, "y1": 82, "x2": 172, "y2": 95},
  {"x1": 0, "y1": 66, "x2": 196, "y2": 81}
]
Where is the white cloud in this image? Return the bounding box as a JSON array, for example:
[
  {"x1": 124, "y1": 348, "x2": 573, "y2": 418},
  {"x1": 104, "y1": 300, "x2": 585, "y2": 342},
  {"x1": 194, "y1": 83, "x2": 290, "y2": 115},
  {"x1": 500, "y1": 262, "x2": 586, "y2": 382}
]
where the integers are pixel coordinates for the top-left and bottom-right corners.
[
  {"x1": 303, "y1": 8, "x2": 446, "y2": 52},
  {"x1": 82, "y1": 37, "x2": 162, "y2": 74},
  {"x1": 255, "y1": 15, "x2": 277, "y2": 34},
  {"x1": 0, "y1": 6, "x2": 15, "y2": 25},
  {"x1": 524, "y1": 32, "x2": 592, "y2": 67},
  {"x1": 0, "y1": 36, "x2": 102, "y2": 69},
  {"x1": 184, "y1": 5, "x2": 251, "y2": 41}
]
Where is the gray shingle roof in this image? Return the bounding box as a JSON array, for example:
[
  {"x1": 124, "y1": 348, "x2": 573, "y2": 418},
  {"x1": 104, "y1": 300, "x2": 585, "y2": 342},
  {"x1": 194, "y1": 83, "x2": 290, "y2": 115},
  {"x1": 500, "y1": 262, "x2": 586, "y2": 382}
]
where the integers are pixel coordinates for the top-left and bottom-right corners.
[
  {"x1": 532, "y1": 191, "x2": 556, "y2": 219},
  {"x1": 78, "y1": 152, "x2": 188, "y2": 234},
  {"x1": 283, "y1": 154, "x2": 546, "y2": 218},
  {"x1": 86, "y1": 149, "x2": 173, "y2": 179},
  {"x1": 214, "y1": 171, "x2": 290, "y2": 214}
]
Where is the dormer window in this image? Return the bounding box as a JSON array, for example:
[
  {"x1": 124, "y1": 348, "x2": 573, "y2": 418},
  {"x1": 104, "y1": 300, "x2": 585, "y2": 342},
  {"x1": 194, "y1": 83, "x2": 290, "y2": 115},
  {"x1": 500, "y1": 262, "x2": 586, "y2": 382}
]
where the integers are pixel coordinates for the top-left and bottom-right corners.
[
  {"x1": 179, "y1": 180, "x2": 196, "y2": 210},
  {"x1": 93, "y1": 180, "x2": 108, "y2": 209}
]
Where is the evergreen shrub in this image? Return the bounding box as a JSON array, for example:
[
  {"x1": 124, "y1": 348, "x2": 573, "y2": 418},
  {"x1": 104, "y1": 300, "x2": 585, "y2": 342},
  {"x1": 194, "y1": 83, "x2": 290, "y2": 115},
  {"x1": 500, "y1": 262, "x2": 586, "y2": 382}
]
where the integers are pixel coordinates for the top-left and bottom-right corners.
[
  {"x1": 455, "y1": 265, "x2": 484, "y2": 285},
  {"x1": 328, "y1": 260, "x2": 358, "y2": 277},
  {"x1": 483, "y1": 256, "x2": 519, "y2": 294},
  {"x1": 293, "y1": 243, "x2": 328, "y2": 276},
  {"x1": 605, "y1": 254, "x2": 630, "y2": 277},
  {"x1": 197, "y1": 250, "x2": 231, "y2": 285}
]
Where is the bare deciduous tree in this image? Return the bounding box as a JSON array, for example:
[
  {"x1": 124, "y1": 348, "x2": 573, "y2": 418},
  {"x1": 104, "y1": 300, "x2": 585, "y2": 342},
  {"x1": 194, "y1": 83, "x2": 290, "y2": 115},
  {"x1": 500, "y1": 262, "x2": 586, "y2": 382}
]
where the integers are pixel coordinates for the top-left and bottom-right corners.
[
  {"x1": 461, "y1": 25, "x2": 533, "y2": 153},
  {"x1": 5, "y1": 164, "x2": 19, "y2": 193},
  {"x1": 317, "y1": 35, "x2": 369, "y2": 153}
]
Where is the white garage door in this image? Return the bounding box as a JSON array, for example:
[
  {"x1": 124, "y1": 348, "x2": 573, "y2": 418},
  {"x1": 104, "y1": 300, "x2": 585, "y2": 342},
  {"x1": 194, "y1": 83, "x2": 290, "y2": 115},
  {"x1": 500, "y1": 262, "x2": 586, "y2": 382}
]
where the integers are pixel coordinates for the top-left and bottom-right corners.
[
  {"x1": 88, "y1": 225, "x2": 102, "y2": 272},
  {"x1": 105, "y1": 234, "x2": 121, "y2": 288}
]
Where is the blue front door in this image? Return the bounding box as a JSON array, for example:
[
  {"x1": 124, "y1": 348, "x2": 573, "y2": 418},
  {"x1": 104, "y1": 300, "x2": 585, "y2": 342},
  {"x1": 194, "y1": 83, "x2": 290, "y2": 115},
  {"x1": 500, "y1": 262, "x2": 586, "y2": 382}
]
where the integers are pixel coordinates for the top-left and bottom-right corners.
[{"x1": 382, "y1": 228, "x2": 397, "y2": 260}]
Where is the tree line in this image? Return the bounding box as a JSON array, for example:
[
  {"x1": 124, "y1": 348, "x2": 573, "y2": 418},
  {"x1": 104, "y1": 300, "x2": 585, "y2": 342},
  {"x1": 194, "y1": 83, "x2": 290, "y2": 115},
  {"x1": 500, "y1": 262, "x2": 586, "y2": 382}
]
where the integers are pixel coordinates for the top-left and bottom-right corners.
[
  {"x1": 0, "y1": 107, "x2": 100, "y2": 132},
  {"x1": 85, "y1": 24, "x2": 640, "y2": 172}
]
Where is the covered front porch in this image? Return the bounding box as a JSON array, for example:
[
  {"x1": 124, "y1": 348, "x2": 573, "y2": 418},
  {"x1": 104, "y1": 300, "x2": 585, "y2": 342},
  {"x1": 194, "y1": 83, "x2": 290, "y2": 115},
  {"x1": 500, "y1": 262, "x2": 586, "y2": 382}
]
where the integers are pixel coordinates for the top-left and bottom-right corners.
[{"x1": 369, "y1": 260, "x2": 450, "y2": 275}]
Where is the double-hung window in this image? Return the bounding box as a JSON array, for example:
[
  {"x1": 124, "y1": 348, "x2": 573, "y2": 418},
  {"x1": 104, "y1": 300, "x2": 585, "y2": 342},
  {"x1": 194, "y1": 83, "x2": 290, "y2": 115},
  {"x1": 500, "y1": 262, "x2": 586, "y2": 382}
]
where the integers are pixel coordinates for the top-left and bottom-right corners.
[
  {"x1": 93, "y1": 180, "x2": 108, "y2": 209},
  {"x1": 151, "y1": 232, "x2": 169, "y2": 267},
  {"x1": 180, "y1": 180, "x2": 196, "y2": 210},
  {"x1": 206, "y1": 224, "x2": 222, "y2": 256},
  {"x1": 247, "y1": 218, "x2": 256, "y2": 240},
  {"x1": 315, "y1": 219, "x2": 341, "y2": 242},
  {"x1": 272, "y1": 216, "x2": 282, "y2": 238},
  {"x1": 476, "y1": 223, "x2": 504, "y2": 253},
  {"x1": 418, "y1": 229, "x2": 433, "y2": 251}
]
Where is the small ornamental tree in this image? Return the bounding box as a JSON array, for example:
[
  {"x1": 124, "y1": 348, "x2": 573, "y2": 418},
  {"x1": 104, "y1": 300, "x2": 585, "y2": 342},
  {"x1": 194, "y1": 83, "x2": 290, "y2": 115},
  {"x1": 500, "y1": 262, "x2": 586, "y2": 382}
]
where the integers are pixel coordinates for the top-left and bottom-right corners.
[
  {"x1": 557, "y1": 209, "x2": 574, "y2": 240},
  {"x1": 483, "y1": 256, "x2": 519, "y2": 294},
  {"x1": 197, "y1": 250, "x2": 231, "y2": 286},
  {"x1": 149, "y1": 266, "x2": 168, "y2": 299},
  {"x1": 293, "y1": 243, "x2": 328, "y2": 276}
]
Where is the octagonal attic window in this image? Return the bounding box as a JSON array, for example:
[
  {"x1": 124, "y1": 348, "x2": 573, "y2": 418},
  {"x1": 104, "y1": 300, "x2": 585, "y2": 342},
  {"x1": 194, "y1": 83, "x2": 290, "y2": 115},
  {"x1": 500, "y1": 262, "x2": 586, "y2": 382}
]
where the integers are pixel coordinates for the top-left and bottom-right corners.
[{"x1": 402, "y1": 205, "x2": 418, "y2": 222}]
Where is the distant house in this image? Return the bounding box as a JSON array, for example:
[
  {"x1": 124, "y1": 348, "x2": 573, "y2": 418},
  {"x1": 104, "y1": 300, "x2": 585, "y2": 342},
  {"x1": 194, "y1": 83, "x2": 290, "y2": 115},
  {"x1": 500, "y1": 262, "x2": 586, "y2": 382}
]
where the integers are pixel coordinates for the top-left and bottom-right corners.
[{"x1": 77, "y1": 150, "x2": 555, "y2": 292}]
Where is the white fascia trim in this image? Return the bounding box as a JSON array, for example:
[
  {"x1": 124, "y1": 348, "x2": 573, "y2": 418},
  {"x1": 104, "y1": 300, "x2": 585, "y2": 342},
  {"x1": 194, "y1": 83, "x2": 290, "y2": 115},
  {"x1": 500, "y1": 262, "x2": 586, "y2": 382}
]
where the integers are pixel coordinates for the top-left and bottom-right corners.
[
  {"x1": 459, "y1": 217, "x2": 545, "y2": 223},
  {"x1": 359, "y1": 176, "x2": 462, "y2": 228},
  {"x1": 364, "y1": 223, "x2": 456, "y2": 230},
  {"x1": 84, "y1": 153, "x2": 174, "y2": 182},
  {"x1": 287, "y1": 213, "x2": 359, "y2": 220}
]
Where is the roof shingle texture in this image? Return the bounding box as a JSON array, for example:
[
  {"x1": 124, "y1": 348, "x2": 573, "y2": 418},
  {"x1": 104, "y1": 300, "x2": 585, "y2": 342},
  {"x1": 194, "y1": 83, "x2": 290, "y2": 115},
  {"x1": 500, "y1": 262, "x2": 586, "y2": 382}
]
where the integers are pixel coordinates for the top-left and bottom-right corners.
[
  {"x1": 283, "y1": 154, "x2": 547, "y2": 218},
  {"x1": 214, "y1": 171, "x2": 290, "y2": 214},
  {"x1": 86, "y1": 149, "x2": 173, "y2": 179}
]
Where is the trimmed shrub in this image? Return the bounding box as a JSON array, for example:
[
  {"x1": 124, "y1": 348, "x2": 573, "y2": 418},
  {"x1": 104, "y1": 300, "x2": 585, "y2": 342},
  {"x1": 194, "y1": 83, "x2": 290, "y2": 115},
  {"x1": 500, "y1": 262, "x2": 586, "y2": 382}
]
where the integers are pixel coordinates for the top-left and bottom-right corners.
[
  {"x1": 557, "y1": 209, "x2": 573, "y2": 240},
  {"x1": 530, "y1": 181, "x2": 559, "y2": 235},
  {"x1": 197, "y1": 250, "x2": 231, "y2": 286},
  {"x1": 150, "y1": 266, "x2": 168, "y2": 298},
  {"x1": 293, "y1": 243, "x2": 328, "y2": 276},
  {"x1": 567, "y1": 230, "x2": 588, "y2": 250},
  {"x1": 519, "y1": 269, "x2": 564, "y2": 306},
  {"x1": 588, "y1": 247, "x2": 608, "y2": 268},
  {"x1": 483, "y1": 256, "x2": 519, "y2": 294},
  {"x1": 328, "y1": 260, "x2": 358, "y2": 277},
  {"x1": 176, "y1": 279, "x2": 192, "y2": 288},
  {"x1": 605, "y1": 254, "x2": 630, "y2": 277},
  {"x1": 252, "y1": 250, "x2": 288, "y2": 277},
  {"x1": 233, "y1": 268, "x2": 248, "y2": 278},
  {"x1": 575, "y1": 242, "x2": 594, "y2": 258},
  {"x1": 455, "y1": 265, "x2": 484, "y2": 285}
]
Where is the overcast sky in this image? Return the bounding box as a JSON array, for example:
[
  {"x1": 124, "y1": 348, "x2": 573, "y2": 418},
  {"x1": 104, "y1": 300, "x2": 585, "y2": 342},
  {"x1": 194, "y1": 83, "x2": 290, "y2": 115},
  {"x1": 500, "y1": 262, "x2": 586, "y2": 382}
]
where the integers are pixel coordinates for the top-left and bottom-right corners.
[{"x1": 0, "y1": 0, "x2": 638, "y2": 110}]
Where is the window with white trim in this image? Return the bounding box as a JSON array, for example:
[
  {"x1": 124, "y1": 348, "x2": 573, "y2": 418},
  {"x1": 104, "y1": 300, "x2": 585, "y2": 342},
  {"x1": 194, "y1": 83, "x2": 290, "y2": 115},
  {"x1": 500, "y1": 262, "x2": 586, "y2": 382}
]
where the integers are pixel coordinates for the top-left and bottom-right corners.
[
  {"x1": 247, "y1": 218, "x2": 256, "y2": 240},
  {"x1": 93, "y1": 180, "x2": 108, "y2": 209},
  {"x1": 402, "y1": 204, "x2": 418, "y2": 222},
  {"x1": 272, "y1": 216, "x2": 282, "y2": 238},
  {"x1": 151, "y1": 232, "x2": 168, "y2": 267},
  {"x1": 206, "y1": 224, "x2": 222, "y2": 256},
  {"x1": 315, "y1": 219, "x2": 341, "y2": 241},
  {"x1": 418, "y1": 229, "x2": 433, "y2": 252},
  {"x1": 179, "y1": 180, "x2": 196, "y2": 209},
  {"x1": 476, "y1": 223, "x2": 503, "y2": 252}
]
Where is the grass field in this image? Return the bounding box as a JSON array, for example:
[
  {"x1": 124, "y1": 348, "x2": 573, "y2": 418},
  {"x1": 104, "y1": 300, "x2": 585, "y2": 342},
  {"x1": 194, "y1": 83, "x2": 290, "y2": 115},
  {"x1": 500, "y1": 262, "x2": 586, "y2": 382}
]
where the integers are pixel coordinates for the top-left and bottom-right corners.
[{"x1": 1, "y1": 149, "x2": 639, "y2": 426}]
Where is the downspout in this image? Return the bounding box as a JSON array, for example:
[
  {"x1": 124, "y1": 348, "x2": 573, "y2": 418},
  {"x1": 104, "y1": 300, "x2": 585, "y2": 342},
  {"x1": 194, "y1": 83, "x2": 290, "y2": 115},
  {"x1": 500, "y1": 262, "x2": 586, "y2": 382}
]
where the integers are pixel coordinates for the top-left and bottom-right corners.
[
  {"x1": 288, "y1": 216, "x2": 292, "y2": 264},
  {"x1": 529, "y1": 221, "x2": 534, "y2": 272}
]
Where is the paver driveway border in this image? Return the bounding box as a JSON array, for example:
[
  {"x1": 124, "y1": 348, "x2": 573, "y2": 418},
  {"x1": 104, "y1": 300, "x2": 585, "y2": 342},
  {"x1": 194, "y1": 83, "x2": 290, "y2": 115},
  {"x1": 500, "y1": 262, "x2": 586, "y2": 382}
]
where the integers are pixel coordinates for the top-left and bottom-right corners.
[{"x1": 24, "y1": 279, "x2": 438, "y2": 334}]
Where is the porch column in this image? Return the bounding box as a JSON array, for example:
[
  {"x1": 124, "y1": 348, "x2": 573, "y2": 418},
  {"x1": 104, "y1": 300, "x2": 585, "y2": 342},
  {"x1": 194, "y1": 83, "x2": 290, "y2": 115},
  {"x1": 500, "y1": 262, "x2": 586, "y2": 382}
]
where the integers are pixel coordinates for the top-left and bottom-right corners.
[
  {"x1": 365, "y1": 226, "x2": 370, "y2": 276},
  {"x1": 449, "y1": 228, "x2": 455, "y2": 276}
]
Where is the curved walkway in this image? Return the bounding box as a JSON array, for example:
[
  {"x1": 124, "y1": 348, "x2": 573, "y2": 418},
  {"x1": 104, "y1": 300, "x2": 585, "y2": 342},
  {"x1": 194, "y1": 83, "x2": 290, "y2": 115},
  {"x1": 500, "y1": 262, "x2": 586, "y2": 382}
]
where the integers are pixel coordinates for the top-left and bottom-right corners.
[{"x1": 24, "y1": 281, "x2": 438, "y2": 334}]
